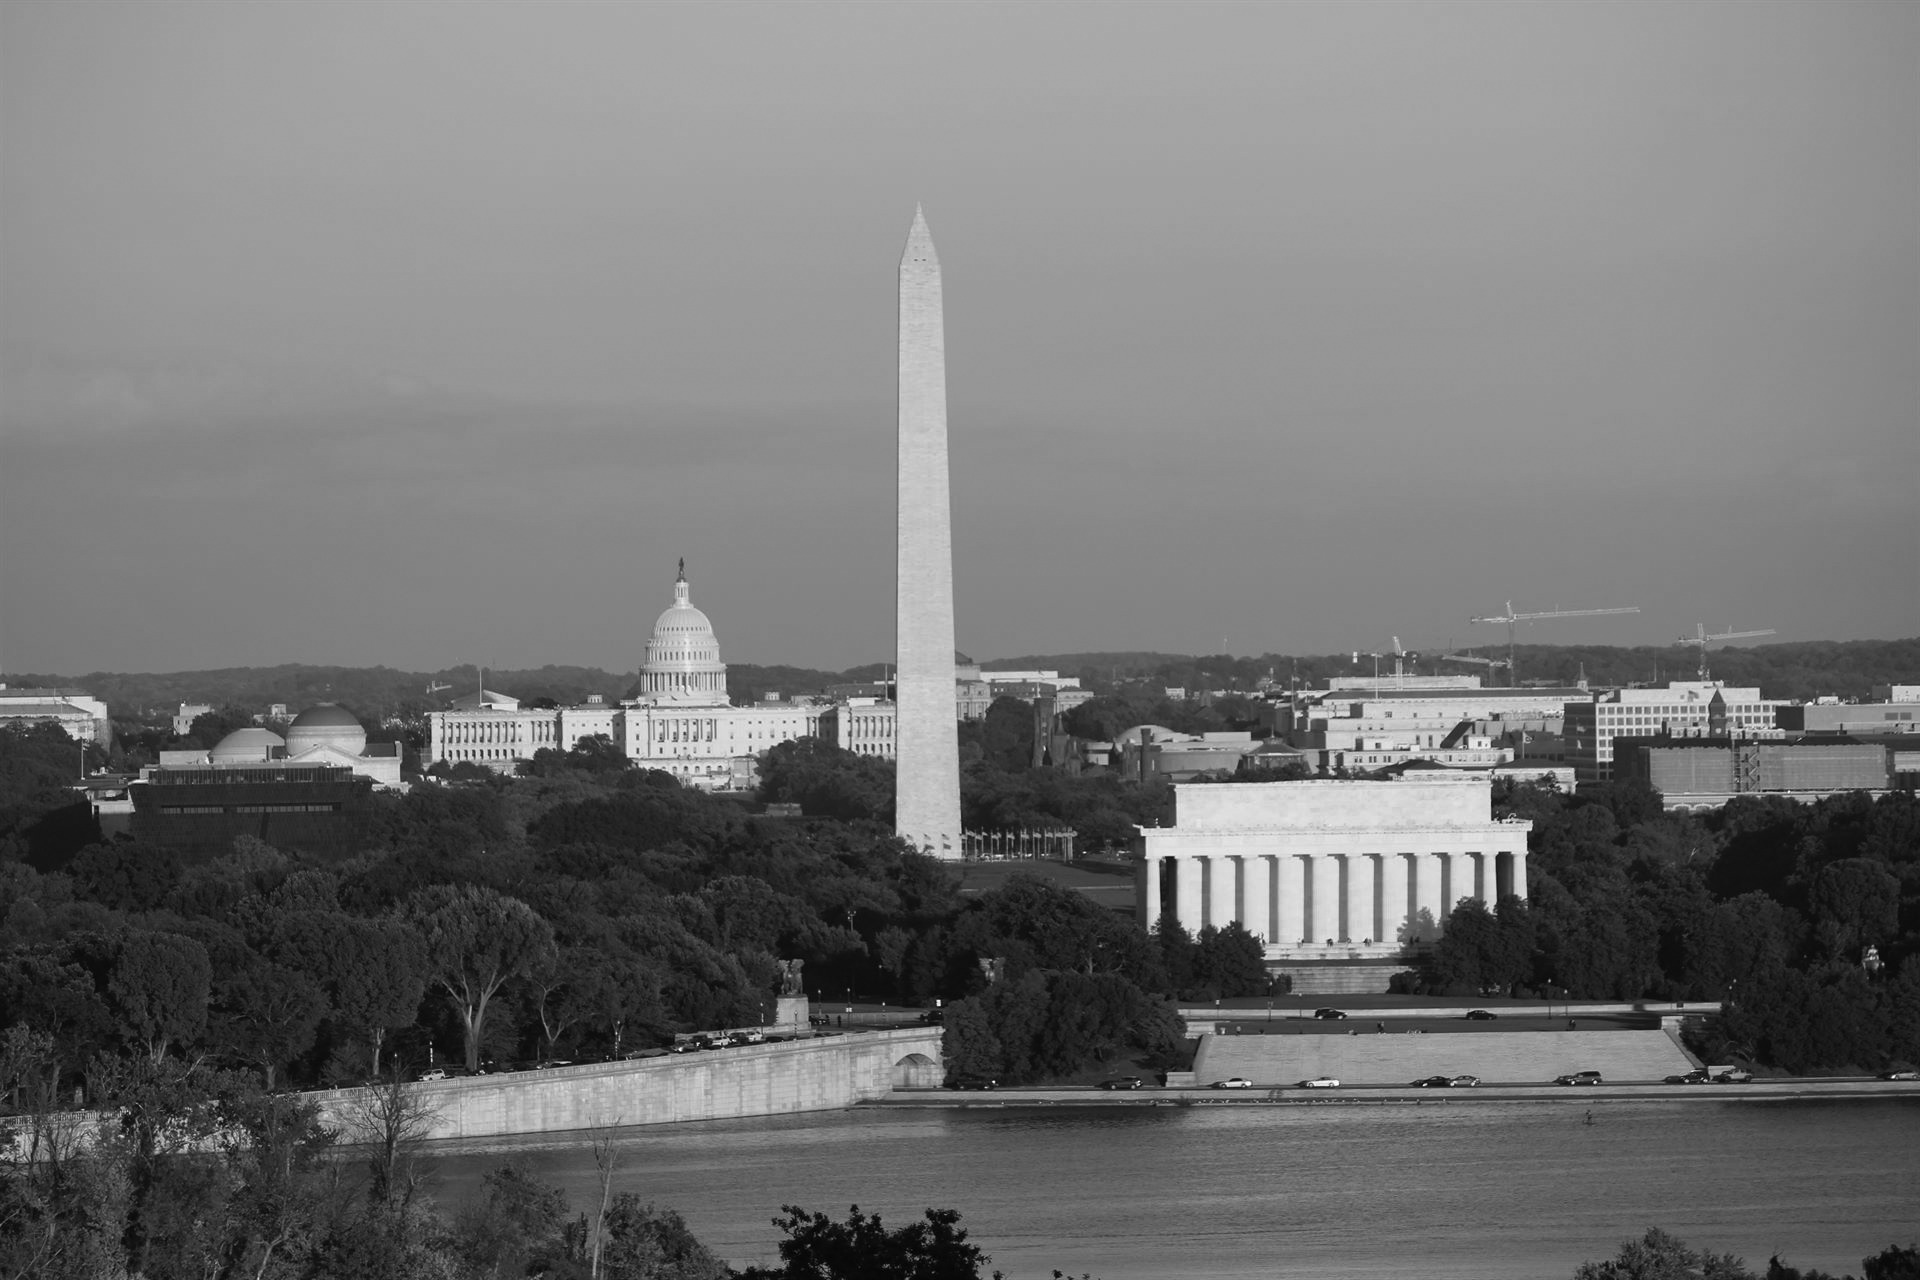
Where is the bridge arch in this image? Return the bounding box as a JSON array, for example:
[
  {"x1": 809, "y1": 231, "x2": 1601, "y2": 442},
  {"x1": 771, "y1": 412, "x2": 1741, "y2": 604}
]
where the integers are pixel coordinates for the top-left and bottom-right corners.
[{"x1": 891, "y1": 1052, "x2": 941, "y2": 1089}]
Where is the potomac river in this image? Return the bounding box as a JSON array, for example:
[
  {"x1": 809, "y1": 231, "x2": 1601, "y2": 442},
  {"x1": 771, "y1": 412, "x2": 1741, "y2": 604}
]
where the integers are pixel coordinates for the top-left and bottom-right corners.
[{"x1": 425, "y1": 1097, "x2": 1919, "y2": 1278}]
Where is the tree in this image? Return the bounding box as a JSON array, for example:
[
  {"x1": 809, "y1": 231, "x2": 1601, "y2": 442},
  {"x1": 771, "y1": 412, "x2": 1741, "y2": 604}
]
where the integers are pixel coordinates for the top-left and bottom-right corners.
[
  {"x1": 1193, "y1": 922, "x2": 1267, "y2": 998},
  {"x1": 599, "y1": 1195, "x2": 731, "y2": 1280},
  {"x1": 737, "y1": 1204, "x2": 1005, "y2": 1280},
  {"x1": 404, "y1": 883, "x2": 554, "y2": 1071},
  {"x1": 1573, "y1": 1227, "x2": 1758, "y2": 1280},
  {"x1": 211, "y1": 961, "x2": 325, "y2": 1090},
  {"x1": 335, "y1": 1067, "x2": 440, "y2": 1208},
  {"x1": 107, "y1": 930, "x2": 211, "y2": 1061}
]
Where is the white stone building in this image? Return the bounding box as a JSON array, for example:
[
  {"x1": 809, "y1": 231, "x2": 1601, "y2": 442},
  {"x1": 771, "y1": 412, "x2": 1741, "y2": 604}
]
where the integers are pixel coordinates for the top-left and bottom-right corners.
[
  {"x1": 154, "y1": 703, "x2": 405, "y2": 788},
  {"x1": 1136, "y1": 777, "x2": 1532, "y2": 962},
  {"x1": 0, "y1": 686, "x2": 111, "y2": 743},
  {"x1": 422, "y1": 567, "x2": 837, "y2": 789}
]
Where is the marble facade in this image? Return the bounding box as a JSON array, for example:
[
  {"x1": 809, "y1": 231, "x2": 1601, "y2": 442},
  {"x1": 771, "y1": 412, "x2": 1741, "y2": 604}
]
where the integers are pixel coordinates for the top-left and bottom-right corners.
[{"x1": 1136, "y1": 777, "x2": 1531, "y2": 959}]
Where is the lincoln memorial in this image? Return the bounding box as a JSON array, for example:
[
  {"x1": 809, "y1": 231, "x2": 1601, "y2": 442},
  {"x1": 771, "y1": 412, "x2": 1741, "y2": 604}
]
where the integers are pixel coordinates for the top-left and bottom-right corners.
[{"x1": 1136, "y1": 776, "x2": 1531, "y2": 961}]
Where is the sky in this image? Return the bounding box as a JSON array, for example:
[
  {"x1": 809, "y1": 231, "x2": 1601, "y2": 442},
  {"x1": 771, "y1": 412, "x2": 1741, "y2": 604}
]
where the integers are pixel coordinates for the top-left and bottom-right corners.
[{"x1": 3, "y1": 1, "x2": 1915, "y2": 676}]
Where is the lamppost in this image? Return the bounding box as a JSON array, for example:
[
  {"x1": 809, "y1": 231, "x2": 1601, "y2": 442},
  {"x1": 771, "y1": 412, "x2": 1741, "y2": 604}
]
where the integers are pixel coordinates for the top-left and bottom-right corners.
[{"x1": 1545, "y1": 977, "x2": 1556, "y2": 1025}]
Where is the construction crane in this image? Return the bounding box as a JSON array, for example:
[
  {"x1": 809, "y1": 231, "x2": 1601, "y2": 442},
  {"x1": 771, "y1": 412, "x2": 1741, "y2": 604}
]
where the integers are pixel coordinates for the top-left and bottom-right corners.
[
  {"x1": 426, "y1": 681, "x2": 453, "y2": 696},
  {"x1": 1438, "y1": 651, "x2": 1512, "y2": 679},
  {"x1": 1676, "y1": 623, "x2": 1776, "y2": 681},
  {"x1": 1469, "y1": 601, "x2": 1640, "y2": 687},
  {"x1": 1351, "y1": 637, "x2": 1419, "y2": 688}
]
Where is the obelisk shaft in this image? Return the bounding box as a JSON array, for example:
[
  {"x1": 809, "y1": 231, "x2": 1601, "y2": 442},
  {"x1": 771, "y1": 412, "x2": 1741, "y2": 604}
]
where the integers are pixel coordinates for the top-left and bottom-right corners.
[{"x1": 896, "y1": 207, "x2": 963, "y2": 858}]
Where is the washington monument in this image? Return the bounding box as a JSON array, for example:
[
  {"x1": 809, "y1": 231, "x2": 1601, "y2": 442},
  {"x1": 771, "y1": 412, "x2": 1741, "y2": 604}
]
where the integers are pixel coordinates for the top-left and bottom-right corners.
[{"x1": 895, "y1": 206, "x2": 963, "y2": 858}]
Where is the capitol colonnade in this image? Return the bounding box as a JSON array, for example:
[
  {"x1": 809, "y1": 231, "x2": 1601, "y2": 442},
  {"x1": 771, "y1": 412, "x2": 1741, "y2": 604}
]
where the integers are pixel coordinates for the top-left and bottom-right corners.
[{"x1": 1135, "y1": 778, "x2": 1532, "y2": 960}]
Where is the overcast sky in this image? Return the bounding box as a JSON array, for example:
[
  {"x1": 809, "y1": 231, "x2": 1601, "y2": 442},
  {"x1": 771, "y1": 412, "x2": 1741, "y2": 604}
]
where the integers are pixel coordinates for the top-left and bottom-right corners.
[{"x1": 3, "y1": 1, "x2": 1914, "y2": 677}]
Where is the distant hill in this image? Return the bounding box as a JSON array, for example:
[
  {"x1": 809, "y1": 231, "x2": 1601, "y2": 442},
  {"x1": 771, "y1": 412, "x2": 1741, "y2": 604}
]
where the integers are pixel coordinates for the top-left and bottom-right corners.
[{"x1": 8, "y1": 638, "x2": 1915, "y2": 719}]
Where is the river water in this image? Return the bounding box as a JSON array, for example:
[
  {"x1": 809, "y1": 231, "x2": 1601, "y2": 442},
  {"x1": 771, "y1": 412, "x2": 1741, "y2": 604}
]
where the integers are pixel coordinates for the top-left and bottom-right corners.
[{"x1": 428, "y1": 1099, "x2": 1920, "y2": 1279}]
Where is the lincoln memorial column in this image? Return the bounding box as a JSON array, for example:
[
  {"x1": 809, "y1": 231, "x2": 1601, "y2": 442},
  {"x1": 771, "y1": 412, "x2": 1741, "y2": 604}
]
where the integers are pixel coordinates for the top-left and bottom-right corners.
[
  {"x1": 1278, "y1": 855, "x2": 1305, "y2": 946},
  {"x1": 1511, "y1": 849, "x2": 1528, "y2": 901},
  {"x1": 1175, "y1": 857, "x2": 1205, "y2": 934},
  {"x1": 1138, "y1": 855, "x2": 1162, "y2": 930},
  {"x1": 1415, "y1": 853, "x2": 1443, "y2": 936},
  {"x1": 1472, "y1": 851, "x2": 1493, "y2": 902},
  {"x1": 1241, "y1": 854, "x2": 1272, "y2": 943},
  {"x1": 1380, "y1": 854, "x2": 1411, "y2": 948},
  {"x1": 1208, "y1": 856, "x2": 1238, "y2": 928},
  {"x1": 1346, "y1": 853, "x2": 1376, "y2": 944},
  {"x1": 1310, "y1": 855, "x2": 1339, "y2": 945}
]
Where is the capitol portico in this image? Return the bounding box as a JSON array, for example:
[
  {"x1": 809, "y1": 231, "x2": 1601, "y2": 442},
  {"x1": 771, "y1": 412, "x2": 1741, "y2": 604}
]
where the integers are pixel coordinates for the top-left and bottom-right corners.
[{"x1": 1136, "y1": 777, "x2": 1530, "y2": 961}]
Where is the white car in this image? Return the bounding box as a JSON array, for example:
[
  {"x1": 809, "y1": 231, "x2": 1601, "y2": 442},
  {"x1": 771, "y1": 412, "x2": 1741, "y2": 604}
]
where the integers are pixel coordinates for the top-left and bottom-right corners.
[
  {"x1": 1296, "y1": 1077, "x2": 1341, "y2": 1089},
  {"x1": 1210, "y1": 1077, "x2": 1254, "y2": 1089}
]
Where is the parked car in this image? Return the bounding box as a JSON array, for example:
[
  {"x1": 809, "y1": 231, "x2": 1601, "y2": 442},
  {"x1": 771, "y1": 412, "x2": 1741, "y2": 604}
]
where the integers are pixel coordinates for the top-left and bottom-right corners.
[
  {"x1": 734, "y1": 1029, "x2": 766, "y2": 1044},
  {"x1": 1313, "y1": 1008, "x2": 1349, "y2": 1020},
  {"x1": 1664, "y1": 1070, "x2": 1711, "y2": 1085},
  {"x1": 1877, "y1": 1068, "x2": 1919, "y2": 1081},
  {"x1": 1097, "y1": 1076, "x2": 1146, "y2": 1090},
  {"x1": 918, "y1": 1009, "x2": 945, "y2": 1025},
  {"x1": 1464, "y1": 1009, "x2": 1498, "y2": 1021},
  {"x1": 533, "y1": 1060, "x2": 573, "y2": 1070},
  {"x1": 946, "y1": 1074, "x2": 997, "y2": 1091},
  {"x1": 1555, "y1": 1071, "x2": 1603, "y2": 1086},
  {"x1": 1210, "y1": 1077, "x2": 1254, "y2": 1089},
  {"x1": 1297, "y1": 1077, "x2": 1341, "y2": 1089},
  {"x1": 668, "y1": 1040, "x2": 701, "y2": 1054},
  {"x1": 1714, "y1": 1068, "x2": 1753, "y2": 1084},
  {"x1": 1411, "y1": 1075, "x2": 1452, "y2": 1088},
  {"x1": 1449, "y1": 1075, "x2": 1481, "y2": 1088},
  {"x1": 417, "y1": 1068, "x2": 447, "y2": 1082},
  {"x1": 703, "y1": 1034, "x2": 735, "y2": 1050}
]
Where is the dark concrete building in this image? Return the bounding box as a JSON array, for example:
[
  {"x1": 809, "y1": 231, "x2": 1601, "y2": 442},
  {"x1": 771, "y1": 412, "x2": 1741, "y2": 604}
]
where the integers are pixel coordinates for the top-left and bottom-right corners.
[
  {"x1": 129, "y1": 762, "x2": 375, "y2": 862},
  {"x1": 1612, "y1": 736, "x2": 1892, "y2": 811}
]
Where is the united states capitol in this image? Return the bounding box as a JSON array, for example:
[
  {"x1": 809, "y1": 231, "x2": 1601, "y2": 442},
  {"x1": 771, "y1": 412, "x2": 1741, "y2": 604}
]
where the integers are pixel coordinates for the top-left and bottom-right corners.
[{"x1": 424, "y1": 562, "x2": 896, "y2": 788}]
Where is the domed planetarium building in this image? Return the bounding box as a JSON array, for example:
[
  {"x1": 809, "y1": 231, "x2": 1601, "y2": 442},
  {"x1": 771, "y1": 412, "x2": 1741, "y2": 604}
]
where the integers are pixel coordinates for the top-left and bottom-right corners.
[
  {"x1": 130, "y1": 701, "x2": 401, "y2": 862},
  {"x1": 424, "y1": 563, "x2": 864, "y2": 790}
]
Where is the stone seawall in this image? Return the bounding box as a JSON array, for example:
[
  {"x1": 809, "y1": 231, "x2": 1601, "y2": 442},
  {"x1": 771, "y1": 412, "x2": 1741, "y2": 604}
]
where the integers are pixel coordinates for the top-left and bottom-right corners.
[
  {"x1": 1193, "y1": 1029, "x2": 1694, "y2": 1086},
  {"x1": 316, "y1": 1029, "x2": 943, "y2": 1141}
]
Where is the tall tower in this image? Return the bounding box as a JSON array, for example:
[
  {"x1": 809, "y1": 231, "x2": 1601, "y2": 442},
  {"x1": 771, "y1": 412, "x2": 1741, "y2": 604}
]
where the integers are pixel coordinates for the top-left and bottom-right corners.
[{"x1": 895, "y1": 206, "x2": 963, "y2": 858}]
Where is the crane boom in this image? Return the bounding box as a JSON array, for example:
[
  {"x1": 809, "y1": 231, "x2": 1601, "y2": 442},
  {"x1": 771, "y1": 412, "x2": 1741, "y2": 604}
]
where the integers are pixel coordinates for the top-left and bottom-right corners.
[
  {"x1": 1468, "y1": 601, "x2": 1640, "y2": 687},
  {"x1": 1675, "y1": 623, "x2": 1777, "y2": 680}
]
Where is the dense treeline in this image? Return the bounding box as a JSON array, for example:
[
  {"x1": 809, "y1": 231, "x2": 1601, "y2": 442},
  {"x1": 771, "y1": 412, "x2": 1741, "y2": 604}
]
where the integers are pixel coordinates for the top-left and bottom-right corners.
[
  {"x1": 0, "y1": 725, "x2": 1190, "y2": 1103},
  {"x1": 1574, "y1": 1228, "x2": 1919, "y2": 1280},
  {"x1": 11, "y1": 636, "x2": 1913, "y2": 728},
  {"x1": 988, "y1": 638, "x2": 1920, "y2": 701},
  {"x1": 1416, "y1": 781, "x2": 1920, "y2": 1073}
]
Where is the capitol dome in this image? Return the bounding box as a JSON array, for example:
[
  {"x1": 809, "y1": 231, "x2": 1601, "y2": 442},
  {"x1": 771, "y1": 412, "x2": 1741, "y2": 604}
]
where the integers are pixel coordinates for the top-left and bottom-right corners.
[
  {"x1": 211, "y1": 727, "x2": 285, "y2": 763},
  {"x1": 285, "y1": 703, "x2": 368, "y2": 757},
  {"x1": 640, "y1": 561, "x2": 728, "y2": 704}
]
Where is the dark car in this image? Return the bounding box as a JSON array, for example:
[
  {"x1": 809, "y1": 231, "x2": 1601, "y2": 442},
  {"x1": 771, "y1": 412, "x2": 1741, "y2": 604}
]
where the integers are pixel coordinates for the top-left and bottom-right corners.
[
  {"x1": 1464, "y1": 1009, "x2": 1498, "y2": 1021},
  {"x1": 668, "y1": 1040, "x2": 701, "y2": 1054},
  {"x1": 1097, "y1": 1076, "x2": 1145, "y2": 1091},
  {"x1": 1313, "y1": 1008, "x2": 1349, "y2": 1020},
  {"x1": 946, "y1": 1074, "x2": 998, "y2": 1091},
  {"x1": 1663, "y1": 1070, "x2": 1711, "y2": 1085},
  {"x1": 1411, "y1": 1075, "x2": 1452, "y2": 1088},
  {"x1": 918, "y1": 1009, "x2": 945, "y2": 1025},
  {"x1": 1555, "y1": 1071, "x2": 1603, "y2": 1086}
]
